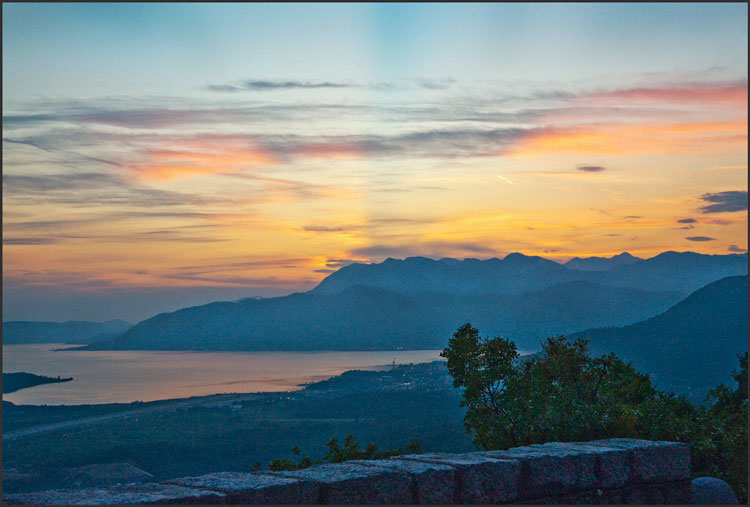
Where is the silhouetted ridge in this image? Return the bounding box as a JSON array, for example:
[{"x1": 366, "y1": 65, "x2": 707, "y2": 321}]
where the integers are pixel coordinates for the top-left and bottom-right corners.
[
  {"x1": 565, "y1": 252, "x2": 642, "y2": 271},
  {"x1": 312, "y1": 251, "x2": 747, "y2": 295},
  {"x1": 571, "y1": 275, "x2": 748, "y2": 400},
  {"x1": 80, "y1": 281, "x2": 682, "y2": 352}
]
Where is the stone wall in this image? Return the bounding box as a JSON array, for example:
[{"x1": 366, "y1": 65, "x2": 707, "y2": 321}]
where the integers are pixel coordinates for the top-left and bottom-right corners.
[{"x1": 3, "y1": 438, "x2": 693, "y2": 505}]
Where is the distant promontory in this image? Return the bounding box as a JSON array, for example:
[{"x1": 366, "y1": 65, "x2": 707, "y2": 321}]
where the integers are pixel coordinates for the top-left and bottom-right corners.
[{"x1": 3, "y1": 372, "x2": 74, "y2": 394}]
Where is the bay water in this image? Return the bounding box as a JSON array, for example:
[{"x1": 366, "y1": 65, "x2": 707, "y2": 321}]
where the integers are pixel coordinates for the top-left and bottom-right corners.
[{"x1": 2, "y1": 344, "x2": 444, "y2": 405}]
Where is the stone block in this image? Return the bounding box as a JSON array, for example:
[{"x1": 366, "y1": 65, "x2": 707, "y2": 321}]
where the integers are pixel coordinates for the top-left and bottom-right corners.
[
  {"x1": 599, "y1": 487, "x2": 625, "y2": 504},
  {"x1": 586, "y1": 438, "x2": 690, "y2": 483},
  {"x1": 350, "y1": 458, "x2": 456, "y2": 505},
  {"x1": 2, "y1": 483, "x2": 227, "y2": 505},
  {"x1": 647, "y1": 483, "x2": 666, "y2": 504},
  {"x1": 564, "y1": 489, "x2": 602, "y2": 504},
  {"x1": 167, "y1": 471, "x2": 318, "y2": 504},
  {"x1": 62, "y1": 463, "x2": 154, "y2": 488},
  {"x1": 397, "y1": 452, "x2": 520, "y2": 504},
  {"x1": 522, "y1": 489, "x2": 602, "y2": 505},
  {"x1": 540, "y1": 441, "x2": 631, "y2": 489},
  {"x1": 691, "y1": 477, "x2": 738, "y2": 505},
  {"x1": 271, "y1": 462, "x2": 411, "y2": 504},
  {"x1": 480, "y1": 443, "x2": 598, "y2": 499},
  {"x1": 623, "y1": 484, "x2": 649, "y2": 504}
]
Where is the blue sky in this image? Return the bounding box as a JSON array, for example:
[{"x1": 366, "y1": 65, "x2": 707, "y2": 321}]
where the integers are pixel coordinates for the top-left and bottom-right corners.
[{"x1": 4, "y1": 3, "x2": 747, "y2": 100}]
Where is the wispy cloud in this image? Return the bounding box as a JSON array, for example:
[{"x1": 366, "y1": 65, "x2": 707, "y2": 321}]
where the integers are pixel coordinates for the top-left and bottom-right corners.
[
  {"x1": 728, "y1": 245, "x2": 747, "y2": 253},
  {"x1": 698, "y1": 191, "x2": 748, "y2": 213},
  {"x1": 507, "y1": 121, "x2": 746, "y2": 157},
  {"x1": 350, "y1": 241, "x2": 499, "y2": 260},
  {"x1": 577, "y1": 165, "x2": 606, "y2": 172},
  {"x1": 495, "y1": 174, "x2": 514, "y2": 185},
  {"x1": 686, "y1": 236, "x2": 716, "y2": 242},
  {"x1": 677, "y1": 218, "x2": 697, "y2": 223},
  {"x1": 302, "y1": 224, "x2": 361, "y2": 233},
  {"x1": 590, "y1": 80, "x2": 748, "y2": 105},
  {"x1": 415, "y1": 78, "x2": 456, "y2": 90},
  {"x1": 207, "y1": 79, "x2": 355, "y2": 92},
  {"x1": 324, "y1": 259, "x2": 365, "y2": 269},
  {"x1": 2, "y1": 173, "x2": 215, "y2": 208},
  {"x1": 3, "y1": 237, "x2": 58, "y2": 245}
]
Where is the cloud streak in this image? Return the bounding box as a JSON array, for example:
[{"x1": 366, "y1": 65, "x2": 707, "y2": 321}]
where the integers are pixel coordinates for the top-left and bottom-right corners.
[
  {"x1": 590, "y1": 80, "x2": 748, "y2": 105},
  {"x1": 577, "y1": 165, "x2": 606, "y2": 172},
  {"x1": 207, "y1": 79, "x2": 355, "y2": 92},
  {"x1": 3, "y1": 237, "x2": 58, "y2": 245},
  {"x1": 698, "y1": 191, "x2": 748, "y2": 213}
]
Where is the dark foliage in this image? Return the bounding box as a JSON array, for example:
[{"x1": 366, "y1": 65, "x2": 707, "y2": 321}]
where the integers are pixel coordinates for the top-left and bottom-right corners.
[
  {"x1": 441, "y1": 324, "x2": 747, "y2": 503},
  {"x1": 268, "y1": 434, "x2": 421, "y2": 471}
]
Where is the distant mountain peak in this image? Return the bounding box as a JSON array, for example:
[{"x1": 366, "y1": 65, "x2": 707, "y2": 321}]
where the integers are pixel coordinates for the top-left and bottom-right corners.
[
  {"x1": 565, "y1": 251, "x2": 642, "y2": 271},
  {"x1": 404, "y1": 256, "x2": 435, "y2": 264}
]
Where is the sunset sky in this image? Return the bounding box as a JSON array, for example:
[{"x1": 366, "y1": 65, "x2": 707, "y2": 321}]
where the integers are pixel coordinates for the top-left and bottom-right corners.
[{"x1": 3, "y1": 3, "x2": 748, "y2": 322}]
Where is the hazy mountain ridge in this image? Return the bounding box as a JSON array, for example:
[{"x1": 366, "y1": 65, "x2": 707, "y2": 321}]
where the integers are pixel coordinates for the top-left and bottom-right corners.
[
  {"x1": 564, "y1": 252, "x2": 642, "y2": 271},
  {"x1": 313, "y1": 251, "x2": 747, "y2": 295},
  {"x1": 570, "y1": 275, "x2": 748, "y2": 401},
  {"x1": 81, "y1": 281, "x2": 683, "y2": 352},
  {"x1": 2, "y1": 320, "x2": 133, "y2": 345}
]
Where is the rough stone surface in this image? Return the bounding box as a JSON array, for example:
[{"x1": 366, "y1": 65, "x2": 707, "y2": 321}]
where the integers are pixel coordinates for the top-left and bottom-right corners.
[
  {"x1": 167, "y1": 471, "x2": 318, "y2": 504},
  {"x1": 350, "y1": 458, "x2": 456, "y2": 505},
  {"x1": 2, "y1": 483, "x2": 226, "y2": 505},
  {"x1": 1, "y1": 440, "x2": 701, "y2": 505},
  {"x1": 540, "y1": 441, "x2": 630, "y2": 489},
  {"x1": 587, "y1": 438, "x2": 691, "y2": 483},
  {"x1": 62, "y1": 463, "x2": 155, "y2": 488},
  {"x1": 271, "y1": 462, "x2": 411, "y2": 504},
  {"x1": 480, "y1": 442, "x2": 598, "y2": 499},
  {"x1": 663, "y1": 480, "x2": 692, "y2": 504},
  {"x1": 398, "y1": 452, "x2": 521, "y2": 504},
  {"x1": 2, "y1": 463, "x2": 155, "y2": 495},
  {"x1": 691, "y1": 476, "x2": 739, "y2": 504}
]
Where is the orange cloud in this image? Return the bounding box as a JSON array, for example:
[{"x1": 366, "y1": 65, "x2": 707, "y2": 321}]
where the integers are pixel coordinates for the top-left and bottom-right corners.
[
  {"x1": 130, "y1": 145, "x2": 276, "y2": 182},
  {"x1": 507, "y1": 120, "x2": 747, "y2": 157},
  {"x1": 593, "y1": 84, "x2": 748, "y2": 105},
  {"x1": 145, "y1": 149, "x2": 273, "y2": 164}
]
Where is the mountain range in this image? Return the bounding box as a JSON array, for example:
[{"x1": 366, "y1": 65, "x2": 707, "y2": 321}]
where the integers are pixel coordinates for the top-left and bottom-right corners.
[
  {"x1": 79, "y1": 281, "x2": 683, "y2": 352},
  {"x1": 312, "y1": 251, "x2": 747, "y2": 295},
  {"x1": 77, "y1": 251, "x2": 747, "y2": 353}
]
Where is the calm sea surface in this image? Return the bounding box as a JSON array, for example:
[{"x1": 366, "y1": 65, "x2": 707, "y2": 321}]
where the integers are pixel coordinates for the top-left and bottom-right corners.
[{"x1": 2, "y1": 344, "x2": 444, "y2": 405}]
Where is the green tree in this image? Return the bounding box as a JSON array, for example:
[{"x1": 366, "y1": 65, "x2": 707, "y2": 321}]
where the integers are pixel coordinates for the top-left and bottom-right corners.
[
  {"x1": 440, "y1": 324, "x2": 660, "y2": 449},
  {"x1": 690, "y1": 352, "x2": 747, "y2": 503},
  {"x1": 441, "y1": 323, "x2": 747, "y2": 503}
]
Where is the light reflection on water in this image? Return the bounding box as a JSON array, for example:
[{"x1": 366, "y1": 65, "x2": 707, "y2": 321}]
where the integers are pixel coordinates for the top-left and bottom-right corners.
[{"x1": 2, "y1": 344, "x2": 444, "y2": 405}]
